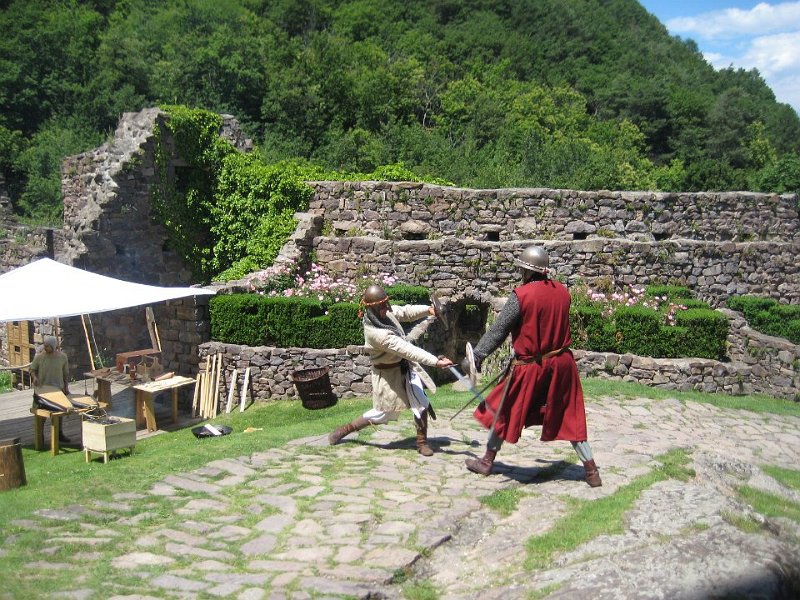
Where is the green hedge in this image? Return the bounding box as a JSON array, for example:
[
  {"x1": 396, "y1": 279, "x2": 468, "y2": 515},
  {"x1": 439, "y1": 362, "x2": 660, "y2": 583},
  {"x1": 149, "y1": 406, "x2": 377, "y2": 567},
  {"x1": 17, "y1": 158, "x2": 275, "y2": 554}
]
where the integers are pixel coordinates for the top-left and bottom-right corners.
[
  {"x1": 569, "y1": 304, "x2": 728, "y2": 359},
  {"x1": 210, "y1": 295, "x2": 326, "y2": 347},
  {"x1": 571, "y1": 305, "x2": 617, "y2": 352},
  {"x1": 675, "y1": 309, "x2": 729, "y2": 358},
  {"x1": 727, "y1": 295, "x2": 800, "y2": 344},
  {"x1": 210, "y1": 284, "x2": 430, "y2": 348},
  {"x1": 212, "y1": 283, "x2": 732, "y2": 358}
]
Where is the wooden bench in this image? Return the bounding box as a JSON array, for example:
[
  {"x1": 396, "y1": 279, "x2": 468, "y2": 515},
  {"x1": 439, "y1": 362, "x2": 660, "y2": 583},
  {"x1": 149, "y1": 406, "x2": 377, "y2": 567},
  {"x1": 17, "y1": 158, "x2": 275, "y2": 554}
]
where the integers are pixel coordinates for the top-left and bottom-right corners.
[
  {"x1": 31, "y1": 407, "x2": 68, "y2": 456},
  {"x1": 31, "y1": 387, "x2": 98, "y2": 456}
]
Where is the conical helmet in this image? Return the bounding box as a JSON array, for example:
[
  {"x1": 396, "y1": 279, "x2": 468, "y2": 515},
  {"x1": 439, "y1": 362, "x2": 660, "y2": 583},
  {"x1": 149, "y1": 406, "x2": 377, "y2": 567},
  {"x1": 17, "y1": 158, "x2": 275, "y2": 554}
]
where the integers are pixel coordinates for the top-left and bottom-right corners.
[
  {"x1": 362, "y1": 284, "x2": 389, "y2": 307},
  {"x1": 513, "y1": 246, "x2": 549, "y2": 274}
]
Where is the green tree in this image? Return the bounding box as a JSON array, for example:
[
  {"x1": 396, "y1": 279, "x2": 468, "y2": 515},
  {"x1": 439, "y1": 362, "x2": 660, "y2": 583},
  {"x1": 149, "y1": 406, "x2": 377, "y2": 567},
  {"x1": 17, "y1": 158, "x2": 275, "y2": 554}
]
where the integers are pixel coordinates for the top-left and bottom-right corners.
[{"x1": 13, "y1": 118, "x2": 103, "y2": 223}]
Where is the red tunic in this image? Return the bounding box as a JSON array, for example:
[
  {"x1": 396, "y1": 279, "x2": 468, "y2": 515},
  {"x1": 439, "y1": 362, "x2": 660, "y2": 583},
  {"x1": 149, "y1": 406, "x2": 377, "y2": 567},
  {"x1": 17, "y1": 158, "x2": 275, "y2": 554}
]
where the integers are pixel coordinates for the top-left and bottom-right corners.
[{"x1": 473, "y1": 279, "x2": 588, "y2": 443}]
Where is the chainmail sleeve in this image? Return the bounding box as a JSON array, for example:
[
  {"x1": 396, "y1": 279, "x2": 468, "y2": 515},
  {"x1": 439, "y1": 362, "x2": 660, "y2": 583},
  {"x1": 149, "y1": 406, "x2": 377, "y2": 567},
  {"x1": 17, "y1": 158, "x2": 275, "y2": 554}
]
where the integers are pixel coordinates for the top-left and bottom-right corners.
[{"x1": 473, "y1": 293, "x2": 521, "y2": 360}]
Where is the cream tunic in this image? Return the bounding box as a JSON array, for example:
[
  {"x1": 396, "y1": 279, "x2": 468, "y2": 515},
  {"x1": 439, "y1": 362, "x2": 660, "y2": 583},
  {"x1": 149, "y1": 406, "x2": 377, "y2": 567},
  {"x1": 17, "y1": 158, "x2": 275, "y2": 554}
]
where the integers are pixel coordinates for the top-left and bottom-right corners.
[{"x1": 364, "y1": 304, "x2": 438, "y2": 413}]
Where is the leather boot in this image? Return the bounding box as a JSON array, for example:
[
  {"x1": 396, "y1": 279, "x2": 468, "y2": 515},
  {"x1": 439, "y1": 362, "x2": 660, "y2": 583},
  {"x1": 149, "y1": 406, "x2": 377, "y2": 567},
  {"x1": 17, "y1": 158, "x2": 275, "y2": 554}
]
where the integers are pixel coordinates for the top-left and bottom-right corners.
[
  {"x1": 465, "y1": 448, "x2": 497, "y2": 476},
  {"x1": 415, "y1": 412, "x2": 433, "y2": 457},
  {"x1": 583, "y1": 459, "x2": 602, "y2": 487},
  {"x1": 328, "y1": 417, "x2": 370, "y2": 445}
]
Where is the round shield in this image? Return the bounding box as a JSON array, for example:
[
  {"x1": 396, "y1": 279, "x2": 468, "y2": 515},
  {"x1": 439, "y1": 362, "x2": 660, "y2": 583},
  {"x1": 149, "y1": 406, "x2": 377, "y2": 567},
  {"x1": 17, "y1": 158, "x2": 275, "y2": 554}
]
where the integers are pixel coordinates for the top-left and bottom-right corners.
[
  {"x1": 431, "y1": 292, "x2": 449, "y2": 330},
  {"x1": 465, "y1": 342, "x2": 478, "y2": 387}
]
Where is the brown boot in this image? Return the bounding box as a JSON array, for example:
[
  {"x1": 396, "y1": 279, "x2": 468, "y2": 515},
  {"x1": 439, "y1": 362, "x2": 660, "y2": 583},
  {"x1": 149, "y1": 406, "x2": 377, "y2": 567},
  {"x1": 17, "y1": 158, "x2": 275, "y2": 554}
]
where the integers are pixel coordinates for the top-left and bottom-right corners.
[
  {"x1": 328, "y1": 417, "x2": 370, "y2": 445},
  {"x1": 583, "y1": 459, "x2": 602, "y2": 487},
  {"x1": 465, "y1": 448, "x2": 497, "y2": 476},
  {"x1": 415, "y1": 412, "x2": 433, "y2": 457}
]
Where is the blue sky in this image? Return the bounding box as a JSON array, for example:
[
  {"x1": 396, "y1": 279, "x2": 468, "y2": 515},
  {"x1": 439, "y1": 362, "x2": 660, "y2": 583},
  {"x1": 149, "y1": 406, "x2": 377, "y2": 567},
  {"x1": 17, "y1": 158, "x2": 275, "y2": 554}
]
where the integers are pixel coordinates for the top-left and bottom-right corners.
[{"x1": 638, "y1": 1, "x2": 800, "y2": 114}]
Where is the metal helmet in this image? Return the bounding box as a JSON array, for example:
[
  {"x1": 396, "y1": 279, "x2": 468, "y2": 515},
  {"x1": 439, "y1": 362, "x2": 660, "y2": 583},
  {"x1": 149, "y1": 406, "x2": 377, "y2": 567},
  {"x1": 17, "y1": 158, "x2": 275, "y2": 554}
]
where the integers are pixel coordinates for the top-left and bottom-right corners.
[
  {"x1": 514, "y1": 245, "x2": 549, "y2": 274},
  {"x1": 361, "y1": 284, "x2": 389, "y2": 307}
]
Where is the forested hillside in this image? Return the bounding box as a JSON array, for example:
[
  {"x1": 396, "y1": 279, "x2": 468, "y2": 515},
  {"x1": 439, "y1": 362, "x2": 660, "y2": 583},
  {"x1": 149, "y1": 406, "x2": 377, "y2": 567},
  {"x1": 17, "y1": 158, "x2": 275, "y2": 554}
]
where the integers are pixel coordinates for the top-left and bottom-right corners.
[{"x1": 1, "y1": 0, "x2": 799, "y2": 225}]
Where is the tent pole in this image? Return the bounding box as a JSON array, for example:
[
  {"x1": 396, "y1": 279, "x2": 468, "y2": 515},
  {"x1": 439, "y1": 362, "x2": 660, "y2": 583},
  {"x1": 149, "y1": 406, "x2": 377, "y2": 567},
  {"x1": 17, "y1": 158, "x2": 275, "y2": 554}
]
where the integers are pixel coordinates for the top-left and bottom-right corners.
[{"x1": 80, "y1": 314, "x2": 95, "y2": 370}]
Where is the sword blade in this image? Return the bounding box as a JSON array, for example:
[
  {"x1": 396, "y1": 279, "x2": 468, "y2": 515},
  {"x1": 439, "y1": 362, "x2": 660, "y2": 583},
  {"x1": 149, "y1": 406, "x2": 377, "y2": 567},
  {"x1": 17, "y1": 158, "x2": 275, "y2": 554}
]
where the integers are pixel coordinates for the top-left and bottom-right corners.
[{"x1": 447, "y1": 366, "x2": 487, "y2": 421}]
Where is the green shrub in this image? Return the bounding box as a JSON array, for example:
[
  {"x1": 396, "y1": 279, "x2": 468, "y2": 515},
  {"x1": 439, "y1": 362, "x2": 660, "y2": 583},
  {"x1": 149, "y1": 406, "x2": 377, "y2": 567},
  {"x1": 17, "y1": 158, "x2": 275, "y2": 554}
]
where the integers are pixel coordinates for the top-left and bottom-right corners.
[
  {"x1": 210, "y1": 282, "x2": 433, "y2": 349},
  {"x1": 614, "y1": 306, "x2": 662, "y2": 355},
  {"x1": 570, "y1": 305, "x2": 616, "y2": 352},
  {"x1": 726, "y1": 295, "x2": 777, "y2": 319},
  {"x1": 674, "y1": 309, "x2": 729, "y2": 359},
  {"x1": 570, "y1": 301, "x2": 729, "y2": 359},
  {"x1": 788, "y1": 321, "x2": 800, "y2": 345},
  {"x1": 210, "y1": 294, "x2": 271, "y2": 346},
  {"x1": 308, "y1": 303, "x2": 363, "y2": 348},
  {"x1": 679, "y1": 299, "x2": 711, "y2": 310},
  {"x1": 210, "y1": 294, "x2": 325, "y2": 347},
  {"x1": 656, "y1": 325, "x2": 690, "y2": 358},
  {"x1": 386, "y1": 283, "x2": 430, "y2": 304},
  {"x1": 728, "y1": 295, "x2": 800, "y2": 344},
  {"x1": 262, "y1": 296, "x2": 325, "y2": 346},
  {"x1": 773, "y1": 304, "x2": 800, "y2": 320}
]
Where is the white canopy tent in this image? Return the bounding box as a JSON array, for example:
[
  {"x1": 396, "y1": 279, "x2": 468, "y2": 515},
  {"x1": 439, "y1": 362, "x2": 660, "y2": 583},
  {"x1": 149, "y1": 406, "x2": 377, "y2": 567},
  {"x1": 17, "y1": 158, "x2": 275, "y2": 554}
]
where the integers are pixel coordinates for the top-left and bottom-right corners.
[{"x1": 0, "y1": 258, "x2": 215, "y2": 322}]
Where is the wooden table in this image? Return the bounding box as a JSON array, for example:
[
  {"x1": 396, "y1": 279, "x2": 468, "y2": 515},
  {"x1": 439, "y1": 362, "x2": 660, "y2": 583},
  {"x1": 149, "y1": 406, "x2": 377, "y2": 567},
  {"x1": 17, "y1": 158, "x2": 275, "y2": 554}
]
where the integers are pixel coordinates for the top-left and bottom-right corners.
[
  {"x1": 133, "y1": 376, "x2": 195, "y2": 432},
  {"x1": 31, "y1": 387, "x2": 97, "y2": 455}
]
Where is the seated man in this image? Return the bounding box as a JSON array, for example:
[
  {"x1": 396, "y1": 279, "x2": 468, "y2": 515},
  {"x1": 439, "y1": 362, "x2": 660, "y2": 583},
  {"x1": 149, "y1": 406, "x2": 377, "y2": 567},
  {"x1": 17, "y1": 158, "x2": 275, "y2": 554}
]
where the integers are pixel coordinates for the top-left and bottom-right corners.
[{"x1": 30, "y1": 334, "x2": 72, "y2": 443}]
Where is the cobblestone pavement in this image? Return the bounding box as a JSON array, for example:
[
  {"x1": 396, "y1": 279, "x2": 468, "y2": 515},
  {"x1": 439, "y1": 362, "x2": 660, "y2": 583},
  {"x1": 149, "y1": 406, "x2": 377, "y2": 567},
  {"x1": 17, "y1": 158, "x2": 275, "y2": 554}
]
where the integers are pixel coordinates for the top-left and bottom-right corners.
[{"x1": 4, "y1": 395, "x2": 800, "y2": 599}]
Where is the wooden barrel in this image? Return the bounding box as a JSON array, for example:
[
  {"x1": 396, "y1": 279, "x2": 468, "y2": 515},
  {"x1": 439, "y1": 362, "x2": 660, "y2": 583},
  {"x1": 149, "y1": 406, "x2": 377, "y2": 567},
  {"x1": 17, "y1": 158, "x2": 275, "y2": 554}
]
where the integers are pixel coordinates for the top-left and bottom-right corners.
[{"x1": 0, "y1": 437, "x2": 27, "y2": 492}]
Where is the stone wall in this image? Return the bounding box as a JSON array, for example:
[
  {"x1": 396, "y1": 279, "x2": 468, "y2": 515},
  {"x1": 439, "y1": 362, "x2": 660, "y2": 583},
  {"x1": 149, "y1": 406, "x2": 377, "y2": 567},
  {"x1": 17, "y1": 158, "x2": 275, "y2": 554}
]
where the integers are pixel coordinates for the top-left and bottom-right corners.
[
  {"x1": 311, "y1": 236, "x2": 799, "y2": 306},
  {"x1": 309, "y1": 181, "x2": 799, "y2": 243},
  {"x1": 205, "y1": 180, "x2": 799, "y2": 403},
  {"x1": 308, "y1": 182, "x2": 800, "y2": 305}
]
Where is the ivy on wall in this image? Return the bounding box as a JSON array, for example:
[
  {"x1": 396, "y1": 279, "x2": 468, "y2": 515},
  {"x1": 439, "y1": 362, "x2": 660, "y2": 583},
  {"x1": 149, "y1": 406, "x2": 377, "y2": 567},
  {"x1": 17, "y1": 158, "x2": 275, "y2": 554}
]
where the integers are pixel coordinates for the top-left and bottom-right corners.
[
  {"x1": 150, "y1": 105, "x2": 314, "y2": 283},
  {"x1": 148, "y1": 105, "x2": 459, "y2": 284}
]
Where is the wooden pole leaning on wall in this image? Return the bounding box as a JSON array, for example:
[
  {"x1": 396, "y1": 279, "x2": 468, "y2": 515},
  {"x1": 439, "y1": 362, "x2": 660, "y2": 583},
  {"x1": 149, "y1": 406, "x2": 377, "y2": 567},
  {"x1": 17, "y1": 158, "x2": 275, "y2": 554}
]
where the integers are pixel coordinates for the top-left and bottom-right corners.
[
  {"x1": 145, "y1": 306, "x2": 162, "y2": 351},
  {"x1": 225, "y1": 368, "x2": 238, "y2": 414},
  {"x1": 201, "y1": 354, "x2": 212, "y2": 418},
  {"x1": 192, "y1": 370, "x2": 201, "y2": 417},
  {"x1": 213, "y1": 353, "x2": 222, "y2": 417},
  {"x1": 203, "y1": 354, "x2": 215, "y2": 419},
  {"x1": 208, "y1": 353, "x2": 220, "y2": 418},
  {"x1": 240, "y1": 367, "x2": 250, "y2": 413}
]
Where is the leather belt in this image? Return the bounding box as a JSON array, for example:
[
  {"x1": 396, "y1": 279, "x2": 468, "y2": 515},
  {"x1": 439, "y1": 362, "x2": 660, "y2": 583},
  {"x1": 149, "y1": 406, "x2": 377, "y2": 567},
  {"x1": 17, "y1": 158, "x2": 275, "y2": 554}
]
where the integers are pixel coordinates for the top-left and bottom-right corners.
[
  {"x1": 513, "y1": 346, "x2": 568, "y2": 366},
  {"x1": 374, "y1": 361, "x2": 403, "y2": 370}
]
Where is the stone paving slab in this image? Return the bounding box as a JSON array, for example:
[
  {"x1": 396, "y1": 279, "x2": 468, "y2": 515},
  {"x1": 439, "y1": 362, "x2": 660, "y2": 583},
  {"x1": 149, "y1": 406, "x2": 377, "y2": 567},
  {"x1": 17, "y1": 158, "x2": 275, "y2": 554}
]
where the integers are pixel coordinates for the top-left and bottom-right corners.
[{"x1": 3, "y1": 394, "x2": 800, "y2": 599}]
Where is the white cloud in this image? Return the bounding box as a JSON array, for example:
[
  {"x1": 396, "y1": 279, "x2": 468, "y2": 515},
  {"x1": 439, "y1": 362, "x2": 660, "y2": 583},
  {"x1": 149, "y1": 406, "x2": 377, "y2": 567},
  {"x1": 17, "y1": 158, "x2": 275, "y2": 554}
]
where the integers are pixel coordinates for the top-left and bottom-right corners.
[
  {"x1": 667, "y1": 2, "x2": 800, "y2": 39},
  {"x1": 743, "y1": 31, "x2": 800, "y2": 75},
  {"x1": 664, "y1": 3, "x2": 800, "y2": 112},
  {"x1": 703, "y1": 51, "x2": 730, "y2": 67},
  {"x1": 764, "y1": 72, "x2": 800, "y2": 108}
]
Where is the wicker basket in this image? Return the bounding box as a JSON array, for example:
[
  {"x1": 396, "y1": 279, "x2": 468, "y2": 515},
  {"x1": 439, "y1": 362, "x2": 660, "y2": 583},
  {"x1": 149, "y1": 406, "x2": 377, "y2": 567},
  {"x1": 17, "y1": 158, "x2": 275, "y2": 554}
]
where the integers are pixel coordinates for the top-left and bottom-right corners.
[{"x1": 291, "y1": 367, "x2": 338, "y2": 410}]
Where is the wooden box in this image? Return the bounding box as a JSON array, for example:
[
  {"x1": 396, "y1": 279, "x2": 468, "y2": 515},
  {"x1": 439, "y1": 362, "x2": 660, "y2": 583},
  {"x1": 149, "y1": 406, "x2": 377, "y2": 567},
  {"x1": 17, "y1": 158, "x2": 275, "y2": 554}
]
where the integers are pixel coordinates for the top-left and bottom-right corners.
[
  {"x1": 82, "y1": 417, "x2": 136, "y2": 463},
  {"x1": 115, "y1": 349, "x2": 161, "y2": 373}
]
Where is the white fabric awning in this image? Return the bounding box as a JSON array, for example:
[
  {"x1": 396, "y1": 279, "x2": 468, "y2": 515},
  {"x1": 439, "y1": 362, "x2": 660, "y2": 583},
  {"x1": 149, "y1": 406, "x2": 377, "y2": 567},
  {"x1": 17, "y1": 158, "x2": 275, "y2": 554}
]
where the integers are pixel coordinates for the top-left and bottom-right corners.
[{"x1": 0, "y1": 258, "x2": 215, "y2": 322}]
